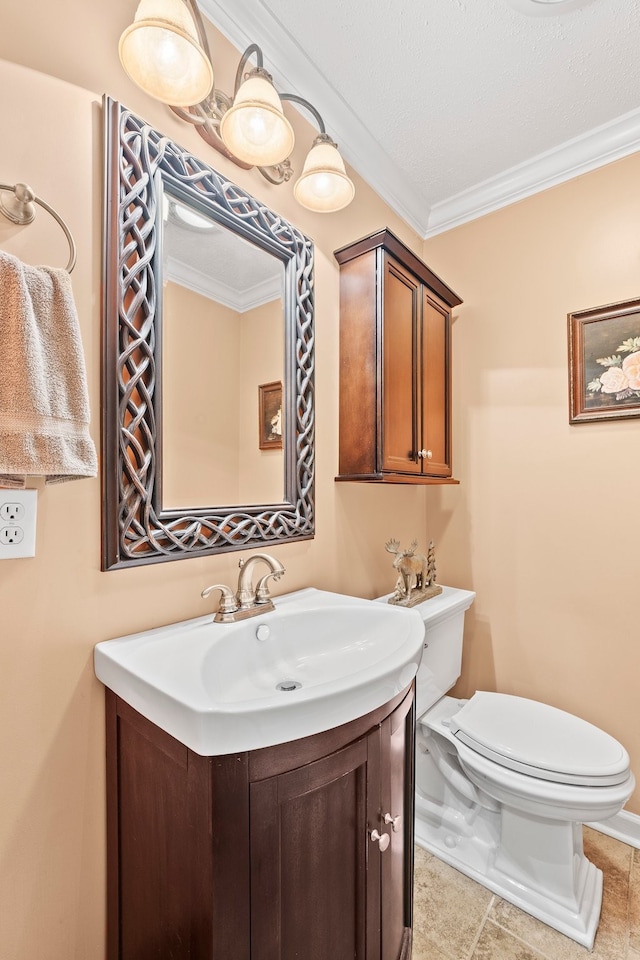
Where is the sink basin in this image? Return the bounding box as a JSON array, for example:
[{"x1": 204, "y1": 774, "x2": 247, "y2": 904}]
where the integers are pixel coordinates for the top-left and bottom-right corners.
[{"x1": 94, "y1": 587, "x2": 425, "y2": 755}]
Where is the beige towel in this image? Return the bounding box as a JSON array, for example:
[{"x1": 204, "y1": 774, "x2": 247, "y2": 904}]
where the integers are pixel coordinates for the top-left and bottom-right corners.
[{"x1": 0, "y1": 250, "x2": 97, "y2": 487}]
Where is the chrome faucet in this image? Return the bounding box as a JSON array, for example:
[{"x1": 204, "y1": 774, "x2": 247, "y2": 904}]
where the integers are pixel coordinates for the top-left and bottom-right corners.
[
  {"x1": 236, "y1": 553, "x2": 285, "y2": 608},
  {"x1": 202, "y1": 553, "x2": 286, "y2": 623}
]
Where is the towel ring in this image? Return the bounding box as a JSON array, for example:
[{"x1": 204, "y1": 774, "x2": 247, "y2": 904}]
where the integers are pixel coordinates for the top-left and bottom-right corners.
[{"x1": 0, "y1": 182, "x2": 77, "y2": 273}]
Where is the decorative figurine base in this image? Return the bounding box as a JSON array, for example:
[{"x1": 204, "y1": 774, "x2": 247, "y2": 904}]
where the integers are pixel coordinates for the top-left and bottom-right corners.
[{"x1": 388, "y1": 583, "x2": 443, "y2": 607}]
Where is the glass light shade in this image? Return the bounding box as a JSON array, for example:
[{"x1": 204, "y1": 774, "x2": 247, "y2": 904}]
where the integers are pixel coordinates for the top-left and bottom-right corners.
[
  {"x1": 170, "y1": 199, "x2": 216, "y2": 231},
  {"x1": 219, "y1": 74, "x2": 295, "y2": 167},
  {"x1": 118, "y1": 0, "x2": 213, "y2": 107},
  {"x1": 293, "y1": 140, "x2": 355, "y2": 213}
]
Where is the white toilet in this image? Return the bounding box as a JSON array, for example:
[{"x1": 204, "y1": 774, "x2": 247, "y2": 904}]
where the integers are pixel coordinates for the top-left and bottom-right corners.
[{"x1": 411, "y1": 586, "x2": 635, "y2": 949}]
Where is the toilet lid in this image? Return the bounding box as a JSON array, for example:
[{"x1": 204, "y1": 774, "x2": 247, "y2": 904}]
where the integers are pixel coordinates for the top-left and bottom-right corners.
[{"x1": 450, "y1": 692, "x2": 630, "y2": 786}]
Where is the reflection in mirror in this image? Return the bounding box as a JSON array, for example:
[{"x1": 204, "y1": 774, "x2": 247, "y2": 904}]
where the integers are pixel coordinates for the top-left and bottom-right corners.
[
  {"x1": 161, "y1": 190, "x2": 285, "y2": 508},
  {"x1": 102, "y1": 98, "x2": 315, "y2": 569}
]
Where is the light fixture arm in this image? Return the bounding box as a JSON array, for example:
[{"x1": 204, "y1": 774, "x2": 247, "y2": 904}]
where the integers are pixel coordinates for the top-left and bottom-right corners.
[
  {"x1": 254, "y1": 91, "x2": 333, "y2": 187},
  {"x1": 179, "y1": 0, "x2": 227, "y2": 122},
  {"x1": 232, "y1": 42, "x2": 266, "y2": 94},
  {"x1": 183, "y1": 0, "x2": 214, "y2": 70},
  {"x1": 279, "y1": 93, "x2": 327, "y2": 138}
]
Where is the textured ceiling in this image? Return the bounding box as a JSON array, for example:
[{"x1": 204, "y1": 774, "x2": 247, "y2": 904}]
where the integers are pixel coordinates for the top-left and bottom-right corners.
[
  {"x1": 163, "y1": 197, "x2": 284, "y2": 310},
  {"x1": 199, "y1": 0, "x2": 640, "y2": 236}
]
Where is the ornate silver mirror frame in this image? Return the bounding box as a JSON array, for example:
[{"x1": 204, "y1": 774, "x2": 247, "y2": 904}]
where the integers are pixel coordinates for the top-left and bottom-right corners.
[{"x1": 102, "y1": 97, "x2": 315, "y2": 570}]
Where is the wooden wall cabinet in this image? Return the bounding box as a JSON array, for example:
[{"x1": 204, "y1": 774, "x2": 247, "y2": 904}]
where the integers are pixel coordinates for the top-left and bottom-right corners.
[
  {"x1": 106, "y1": 684, "x2": 415, "y2": 960},
  {"x1": 334, "y1": 228, "x2": 463, "y2": 484}
]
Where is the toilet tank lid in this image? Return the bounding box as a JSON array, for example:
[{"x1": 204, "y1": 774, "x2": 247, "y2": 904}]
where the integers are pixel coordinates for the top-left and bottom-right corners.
[
  {"x1": 376, "y1": 585, "x2": 476, "y2": 627},
  {"x1": 451, "y1": 692, "x2": 630, "y2": 786}
]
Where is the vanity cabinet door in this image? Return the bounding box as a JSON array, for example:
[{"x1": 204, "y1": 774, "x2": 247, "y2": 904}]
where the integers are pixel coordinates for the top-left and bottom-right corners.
[
  {"x1": 380, "y1": 687, "x2": 415, "y2": 960},
  {"x1": 249, "y1": 735, "x2": 378, "y2": 960},
  {"x1": 248, "y1": 686, "x2": 415, "y2": 960}
]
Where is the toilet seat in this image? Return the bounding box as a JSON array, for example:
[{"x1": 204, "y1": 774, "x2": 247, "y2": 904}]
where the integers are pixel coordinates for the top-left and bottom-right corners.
[{"x1": 450, "y1": 692, "x2": 630, "y2": 787}]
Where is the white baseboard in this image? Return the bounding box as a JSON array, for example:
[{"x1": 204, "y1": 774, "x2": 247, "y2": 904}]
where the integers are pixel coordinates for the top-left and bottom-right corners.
[{"x1": 586, "y1": 810, "x2": 640, "y2": 850}]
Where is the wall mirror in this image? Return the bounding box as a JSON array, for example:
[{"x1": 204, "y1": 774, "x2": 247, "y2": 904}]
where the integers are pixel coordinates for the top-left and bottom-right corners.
[{"x1": 102, "y1": 98, "x2": 315, "y2": 569}]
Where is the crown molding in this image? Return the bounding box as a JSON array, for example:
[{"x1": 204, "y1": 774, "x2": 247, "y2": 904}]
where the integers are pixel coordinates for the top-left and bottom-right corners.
[
  {"x1": 166, "y1": 257, "x2": 282, "y2": 312},
  {"x1": 424, "y1": 106, "x2": 640, "y2": 237},
  {"x1": 198, "y1": 1, "x2": 640, "y2": 240}
]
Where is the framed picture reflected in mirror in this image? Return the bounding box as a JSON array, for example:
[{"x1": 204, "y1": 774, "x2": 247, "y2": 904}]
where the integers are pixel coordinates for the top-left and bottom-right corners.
[{"x1": 259, "y1": 381, "x2": 283, "y2": 449}]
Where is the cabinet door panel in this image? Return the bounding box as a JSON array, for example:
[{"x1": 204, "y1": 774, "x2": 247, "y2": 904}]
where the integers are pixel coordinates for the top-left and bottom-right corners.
[
  {"x1": 250, "y1": 737, "x2": 376, "y2": 960},
  {"x1": 380, "y1": 690, "x2": 415, "y2": 960},
  {"x1": 117, "y1": 720, "x2": 192, "y2": 960},
  {"x1": 422, "y1": 294, "x2": 451, "y2": 477},
  {"x1": 382, "y1": 258, "x2": 421, "y2": 474}
]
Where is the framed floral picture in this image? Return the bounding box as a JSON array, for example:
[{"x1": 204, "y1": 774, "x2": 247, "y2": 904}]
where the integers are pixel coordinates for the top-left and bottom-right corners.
[
  {"x1": 258, "y1": 381, "x2": 283, "y2": 449},
  {"x1": 568, "y1": 297, "x2": 640, "y2": 423}
]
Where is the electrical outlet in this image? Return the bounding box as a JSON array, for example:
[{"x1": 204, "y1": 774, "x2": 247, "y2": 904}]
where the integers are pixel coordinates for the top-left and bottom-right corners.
[
  {"x1": 0, "y1": 501, "x2": 26, "y2": 522},
  {"x1": 0, "y1": 489, "x2": 37, "y2": 559},
  {"x1": 0, "y1": 526, "x2": 24, "y2": 544}
]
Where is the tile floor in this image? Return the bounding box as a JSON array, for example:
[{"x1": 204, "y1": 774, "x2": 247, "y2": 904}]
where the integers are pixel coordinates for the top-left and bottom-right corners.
[{"x1": 412, "y1": 827, "x2": 640, "y2": 959}]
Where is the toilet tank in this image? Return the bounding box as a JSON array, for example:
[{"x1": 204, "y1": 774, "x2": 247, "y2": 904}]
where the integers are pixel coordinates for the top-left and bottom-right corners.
[{"x1": 383, "y1": 586, "x2": 475, "y2": 717}]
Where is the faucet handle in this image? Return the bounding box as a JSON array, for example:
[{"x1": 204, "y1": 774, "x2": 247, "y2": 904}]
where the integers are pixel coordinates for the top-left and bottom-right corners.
[
  {"x1": 201, "y1": 583, "x2": 237, "y2": 615},
  {"x1": 255, "y1": 568, "x2": 285, "y2": 604}
]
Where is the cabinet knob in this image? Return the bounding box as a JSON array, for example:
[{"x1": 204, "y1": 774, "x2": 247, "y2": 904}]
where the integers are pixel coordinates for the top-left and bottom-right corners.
[
  {"x1": 383, "y1": 812, "x2": 402, "y2": 832},
  {"x1": 426, "y1": 449, "x2": 433, "y2": 459},
  {"x1": 370, "y1": 829, "x2": 390, "y2": 852}
]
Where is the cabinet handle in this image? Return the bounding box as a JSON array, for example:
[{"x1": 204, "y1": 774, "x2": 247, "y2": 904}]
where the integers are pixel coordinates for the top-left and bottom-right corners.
[
  {"x1": 370, "y1": 829, "x2": 390, "y2": 852},
  {"x1": 417, "y1": 449, "x2": 425, "y2": 459},
  {"x1": 383, "y1": 813, "x2": 402, "y2": 832},
  {"x1": 425, "y1": 449, "x2": 433, "y2": 460}
]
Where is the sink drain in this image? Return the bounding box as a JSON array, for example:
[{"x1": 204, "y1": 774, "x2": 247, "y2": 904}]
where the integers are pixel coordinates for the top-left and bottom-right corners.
[{"x1": 276, "y1": 679, "x2": 302, "y2": 692}]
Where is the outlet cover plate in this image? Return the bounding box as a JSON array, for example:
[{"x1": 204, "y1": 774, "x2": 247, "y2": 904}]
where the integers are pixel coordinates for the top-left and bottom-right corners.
[{"x1": 0, "y1": 489, "x2": 37, "y2": 559}]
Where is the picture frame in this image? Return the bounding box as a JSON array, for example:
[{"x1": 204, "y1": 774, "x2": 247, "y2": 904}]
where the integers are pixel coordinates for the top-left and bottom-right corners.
[
  {"x1": 568, "y1": 297, "x2": 640, "y2": 423},
  {"x1": 258, "y1": 381, "x2": 283, "y2": 449}
]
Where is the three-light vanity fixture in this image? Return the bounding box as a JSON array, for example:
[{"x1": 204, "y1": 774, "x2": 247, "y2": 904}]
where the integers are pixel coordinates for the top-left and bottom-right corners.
[{"x1": 118, "y1": 0, "x2": 355, "y2": 213}]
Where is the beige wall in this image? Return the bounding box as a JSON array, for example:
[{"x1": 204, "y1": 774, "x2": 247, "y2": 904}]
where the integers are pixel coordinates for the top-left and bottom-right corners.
[
  {"x1": 422, "y1": 157, "x2": 640, "y2": 814},
  {"x1": 237, "y1": 299, "x2": 285, "y2": 505},
  {"x1": 162, "y1": 281, "x2": 242, "y2": 506},
  {"x1": 0, "y1": 7, "x2": 429, "y2": 957},
  {"x1": 162, "y1": 287, "x2": 285, "y2": 506}
]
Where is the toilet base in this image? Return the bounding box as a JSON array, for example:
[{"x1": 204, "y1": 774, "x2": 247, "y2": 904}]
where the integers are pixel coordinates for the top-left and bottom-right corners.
[{"x1": 415, "y1": 791, "x2": 603, "y2": 949}]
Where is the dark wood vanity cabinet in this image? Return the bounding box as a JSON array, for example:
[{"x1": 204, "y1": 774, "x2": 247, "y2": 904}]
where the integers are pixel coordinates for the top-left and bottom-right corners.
[
  {"x1": 105, "y1": 685, "x2": 415, "y2": 960},
  {"x1": 334, "y1": 228, "x2": 462, "y2": 483}
]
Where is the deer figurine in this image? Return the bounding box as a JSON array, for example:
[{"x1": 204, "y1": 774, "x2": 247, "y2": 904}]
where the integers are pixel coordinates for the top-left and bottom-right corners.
[{"x1": 385, "y1": 538, "x2": 429, "y2": 602}]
